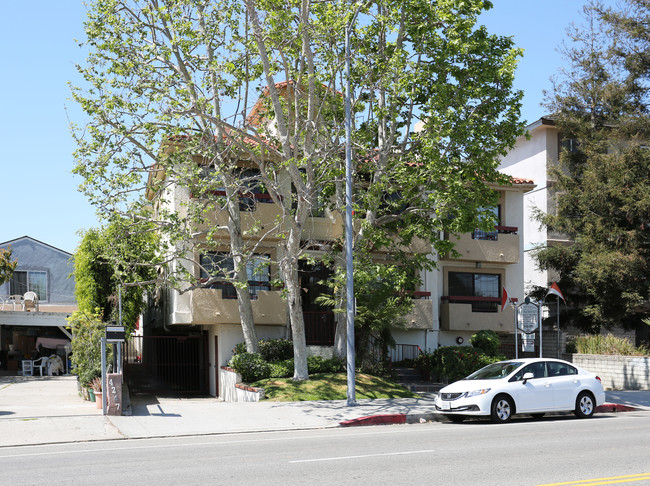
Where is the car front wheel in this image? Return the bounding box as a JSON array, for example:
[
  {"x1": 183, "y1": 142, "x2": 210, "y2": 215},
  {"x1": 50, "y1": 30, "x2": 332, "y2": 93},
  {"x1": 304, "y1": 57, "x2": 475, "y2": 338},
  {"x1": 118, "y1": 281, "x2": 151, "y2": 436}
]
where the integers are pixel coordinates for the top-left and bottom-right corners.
[
  {"x1": 491, "y1": 395, "x2": 514, "y2": 423},
  {"x1": 575, "y1": 391, "x2": 595, "y2": 418}
]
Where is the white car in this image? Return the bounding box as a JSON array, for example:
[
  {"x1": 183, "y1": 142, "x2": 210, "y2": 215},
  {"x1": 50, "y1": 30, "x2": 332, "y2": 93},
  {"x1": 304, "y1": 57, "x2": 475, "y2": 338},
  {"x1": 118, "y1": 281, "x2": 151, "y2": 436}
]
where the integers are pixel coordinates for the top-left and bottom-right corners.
[{"x1": 435, "y1": 358, "x2": 606, "y2": 423}]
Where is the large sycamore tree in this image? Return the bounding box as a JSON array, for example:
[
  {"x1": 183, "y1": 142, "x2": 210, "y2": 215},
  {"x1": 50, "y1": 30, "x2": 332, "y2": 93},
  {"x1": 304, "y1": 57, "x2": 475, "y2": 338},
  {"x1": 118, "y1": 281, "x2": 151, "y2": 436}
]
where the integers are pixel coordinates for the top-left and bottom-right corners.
[
  {"x1": 72, "y1": 0, "x2": 524, "y2": 380},
  {"x1": 536, "y1": 0, "x2": 650, "y2": 333}
]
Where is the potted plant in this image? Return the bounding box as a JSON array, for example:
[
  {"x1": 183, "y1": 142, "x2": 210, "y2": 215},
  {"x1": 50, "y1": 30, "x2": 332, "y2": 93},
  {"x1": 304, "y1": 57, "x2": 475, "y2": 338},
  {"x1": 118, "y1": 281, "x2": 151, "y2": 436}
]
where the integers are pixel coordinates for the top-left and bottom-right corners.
[{"x1": 91, "y1": 376, "x2": 103, "y2": 409}]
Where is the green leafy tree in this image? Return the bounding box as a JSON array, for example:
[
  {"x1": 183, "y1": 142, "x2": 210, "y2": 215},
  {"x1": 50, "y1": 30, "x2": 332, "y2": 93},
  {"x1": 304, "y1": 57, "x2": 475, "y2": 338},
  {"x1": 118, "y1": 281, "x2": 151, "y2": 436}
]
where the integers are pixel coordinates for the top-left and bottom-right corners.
[
  {"x1": 71, "y1": 0, "x2": 524, "y2": 380},
  {"x1": 0, "y1": 247, "x2": 17, "y2": 286},
  {"x1": 535, "y1": 1, "x2": 650, "y2": 332},
  {"x1": 74, "y1": 218, "x2": 158, "y2": 334},
  {"x1": 68, "y1": 310, "x2": 113, "y2": 386}
]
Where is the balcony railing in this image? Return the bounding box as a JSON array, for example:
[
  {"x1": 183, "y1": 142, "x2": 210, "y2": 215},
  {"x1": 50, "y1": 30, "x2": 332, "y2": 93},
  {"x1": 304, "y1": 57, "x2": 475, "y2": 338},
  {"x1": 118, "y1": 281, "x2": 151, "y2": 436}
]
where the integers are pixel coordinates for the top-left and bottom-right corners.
[
  {"x1": 441, "y1": 295, "x2": 519, "y2": 313},
  {"x1": 472, "y1": 225, "x2": 518, "y2": 241},
  {"x1": 200, "y1": 280, "x2": 272, "y2": 300},
  {"x1": 441, "y1": 295, "x2": 500, "y2": 313}
]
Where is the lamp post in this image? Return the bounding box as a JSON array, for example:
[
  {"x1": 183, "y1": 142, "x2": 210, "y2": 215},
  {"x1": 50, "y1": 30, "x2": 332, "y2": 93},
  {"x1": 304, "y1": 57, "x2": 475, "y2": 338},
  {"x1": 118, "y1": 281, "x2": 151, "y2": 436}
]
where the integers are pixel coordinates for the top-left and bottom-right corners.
[{"x1": 345, "y1": 9, "x2": 356, "y2": 407}]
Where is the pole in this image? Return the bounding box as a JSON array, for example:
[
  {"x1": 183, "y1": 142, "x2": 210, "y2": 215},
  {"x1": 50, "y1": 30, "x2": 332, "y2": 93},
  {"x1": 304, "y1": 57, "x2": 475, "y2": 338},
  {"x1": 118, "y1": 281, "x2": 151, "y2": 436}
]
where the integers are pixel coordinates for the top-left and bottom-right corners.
[
  {"x1": 514, "y1": 302, "x2": 519, "y2": 359},
  {"x1": 101, "y1": 336, "x2": 107, "y2": 415},
  {"x1": 538, "y1": 300, "x2": 543, "y2": 358},
  {"x1": 556, "y1": 297, "x2": 560, "y2": 358},
  {"x1": 345, "y1": 11, "x2": 356, "y2": 407},
  {"x1": 118, "y1": 286, "x2": 123, "y2": 374}
]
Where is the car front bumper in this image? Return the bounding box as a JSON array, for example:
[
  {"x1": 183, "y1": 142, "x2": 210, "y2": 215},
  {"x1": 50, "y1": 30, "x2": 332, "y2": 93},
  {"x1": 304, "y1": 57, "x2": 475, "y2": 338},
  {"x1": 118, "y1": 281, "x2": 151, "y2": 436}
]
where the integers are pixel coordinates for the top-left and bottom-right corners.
[{"x1": 434, "y1": 394, "x2": 492, "y2": 416}]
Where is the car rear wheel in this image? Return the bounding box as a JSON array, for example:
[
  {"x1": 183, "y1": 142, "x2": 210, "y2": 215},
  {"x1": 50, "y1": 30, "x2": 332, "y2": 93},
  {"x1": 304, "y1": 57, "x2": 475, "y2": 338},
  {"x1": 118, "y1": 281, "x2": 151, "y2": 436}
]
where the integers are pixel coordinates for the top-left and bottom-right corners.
[
  {"x1": 491, "y1": 395, "x2": 514, "y2": 423},
  {"x1": 575, "y1": 391, "x2": 595, "y2": 418}
]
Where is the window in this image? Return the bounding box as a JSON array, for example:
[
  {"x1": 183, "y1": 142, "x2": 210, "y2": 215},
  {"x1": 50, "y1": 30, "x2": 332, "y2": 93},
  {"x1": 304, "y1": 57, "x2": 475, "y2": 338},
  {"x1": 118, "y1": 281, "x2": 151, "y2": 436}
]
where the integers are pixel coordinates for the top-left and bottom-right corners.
[
  {"x1": 547, "y1": 361, "x2": 577, "y2": 377},
  {"x1": 9, "y1": 271, "x2": 47, "y2": 301},
  {"x1": 511, "y1": 362, "x2": 547, "y2": 381},
  {"x1": 291, "y1": 182, "x2": 326, "y2": 218},
  {"x1": 200, "y1": 252, "x2": 270, "y2": 299},
  {"x1": 472, "y1": 205, "x2": 501, "y2": 241},
  {"x1": 448, "y1": 272, "x2": 500, "y2": 312},
  {"x1": 238, "y1": 168, "x2": 272, "y2": 211}
]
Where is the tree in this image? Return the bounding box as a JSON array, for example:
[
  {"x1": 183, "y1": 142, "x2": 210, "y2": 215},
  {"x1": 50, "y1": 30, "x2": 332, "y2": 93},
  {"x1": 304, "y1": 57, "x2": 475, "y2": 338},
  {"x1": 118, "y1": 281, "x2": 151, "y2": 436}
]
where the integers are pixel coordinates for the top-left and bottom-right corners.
[
  {"x1": 0, "y1": 247, "x2": 17, "y2": 286},
  {"x1": 72, "y1": 0, "x2": 525, "y2": 380},
  {"x1": 74, "y1": 218, "x2": 158, "y2": 334},
  {"x1": 535, "y1": 1, "x2": 650, "y2": 332}
]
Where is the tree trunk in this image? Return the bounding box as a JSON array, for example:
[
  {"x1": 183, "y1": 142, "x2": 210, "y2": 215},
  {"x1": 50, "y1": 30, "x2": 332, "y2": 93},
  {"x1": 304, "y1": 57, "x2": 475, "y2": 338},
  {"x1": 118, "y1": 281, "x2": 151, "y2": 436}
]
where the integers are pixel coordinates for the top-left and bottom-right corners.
[
  {"x1": 225, "y1": 185, "x2": 258, "y2": 354},
  {"x1": 281, "y1": 229, "x2": 309, "y2": 381}
]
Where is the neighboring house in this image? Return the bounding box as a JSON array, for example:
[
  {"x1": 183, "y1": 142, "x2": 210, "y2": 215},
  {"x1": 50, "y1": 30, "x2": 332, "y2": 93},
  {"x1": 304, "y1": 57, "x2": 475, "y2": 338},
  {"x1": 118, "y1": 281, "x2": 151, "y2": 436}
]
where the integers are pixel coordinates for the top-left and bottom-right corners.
[
  {"x1": 0, "y1": 236, "x2": 77, "y2": 372},
  {"x1": 498, "y1": 116, "x2": 564, "y2": 292}
]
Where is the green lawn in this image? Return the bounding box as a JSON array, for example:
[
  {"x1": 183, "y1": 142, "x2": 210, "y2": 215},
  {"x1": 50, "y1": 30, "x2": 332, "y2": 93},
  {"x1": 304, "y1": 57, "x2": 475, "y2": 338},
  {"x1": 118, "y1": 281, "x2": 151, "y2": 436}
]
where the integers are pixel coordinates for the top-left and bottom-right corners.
[{"x1": 251, "y1": 373, "x2": 418, "y2": 401}]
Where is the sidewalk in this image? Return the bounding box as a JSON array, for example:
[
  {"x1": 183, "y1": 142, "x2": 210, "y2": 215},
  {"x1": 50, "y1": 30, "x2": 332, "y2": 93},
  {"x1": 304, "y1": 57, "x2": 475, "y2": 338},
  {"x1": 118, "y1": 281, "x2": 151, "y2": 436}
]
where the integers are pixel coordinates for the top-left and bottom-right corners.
[{"x1": 1, "y1": 376, "x2": 649, "y2": 447}]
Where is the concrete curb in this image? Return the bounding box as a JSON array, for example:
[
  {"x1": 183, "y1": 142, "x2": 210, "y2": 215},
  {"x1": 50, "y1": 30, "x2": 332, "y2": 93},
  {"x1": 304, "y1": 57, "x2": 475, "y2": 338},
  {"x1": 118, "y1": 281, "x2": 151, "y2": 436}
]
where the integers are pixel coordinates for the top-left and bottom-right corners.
[
  {"x1": 340, "y1": 412, "x2": 440, "y2": 427},
  {"x1": 596, "y1": 403, "x2": 640, "y2": 413},
  {"x1": 340, "y1": 402, "x2": 641, "y2": 427}
]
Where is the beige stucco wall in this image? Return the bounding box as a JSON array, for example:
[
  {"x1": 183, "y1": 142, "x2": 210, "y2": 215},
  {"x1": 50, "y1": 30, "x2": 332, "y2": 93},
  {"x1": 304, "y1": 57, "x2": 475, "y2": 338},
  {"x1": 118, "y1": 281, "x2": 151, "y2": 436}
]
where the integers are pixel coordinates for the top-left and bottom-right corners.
[
  {"x1": 444, "y1": 232, "x2": 519, "y2": 264},
  {"x1": 403, "y1": 299, "x2": 434, "y2": 330},
  {"x1": 191, "y1": 288, "x2": 286, "y2": 326},
  {"x1": 440, "y1": 302, "x2": 515, "y2": 333}
]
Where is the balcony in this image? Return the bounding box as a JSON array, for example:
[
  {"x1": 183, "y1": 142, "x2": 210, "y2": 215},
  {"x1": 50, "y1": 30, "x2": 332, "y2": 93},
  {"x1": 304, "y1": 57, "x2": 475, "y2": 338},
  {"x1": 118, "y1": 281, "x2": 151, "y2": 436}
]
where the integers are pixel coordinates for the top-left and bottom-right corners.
[
  {"x1": 190, "y1": 286, "x2": 286, "y2": 326},
  {"x1": 440, "y1": 297, "x2": 515, "y2": 332},
  {"x1": 444, "y1": 226, "x2": 519, "y2": 263}
]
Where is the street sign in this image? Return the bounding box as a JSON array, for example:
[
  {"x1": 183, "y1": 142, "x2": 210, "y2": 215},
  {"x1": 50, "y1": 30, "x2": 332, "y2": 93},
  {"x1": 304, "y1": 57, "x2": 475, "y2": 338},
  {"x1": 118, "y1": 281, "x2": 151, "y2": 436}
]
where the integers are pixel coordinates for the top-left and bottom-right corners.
[
  {"x1": 517, "y1": 303, "x2": 539, "y2": 333},
  {"x1": 522, "y1": 333, "x2": 535, "y2": 353},
  {"x1": 106, "y1": 325, "x2": 125, "y2": 343}
]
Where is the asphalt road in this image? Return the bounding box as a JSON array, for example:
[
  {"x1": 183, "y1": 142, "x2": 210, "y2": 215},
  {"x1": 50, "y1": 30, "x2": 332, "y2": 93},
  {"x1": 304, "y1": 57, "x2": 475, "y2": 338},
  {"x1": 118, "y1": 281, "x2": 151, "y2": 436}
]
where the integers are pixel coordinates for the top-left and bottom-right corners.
[{"x1": 1, "y1": 412, "x2": 649, "y2": 486}]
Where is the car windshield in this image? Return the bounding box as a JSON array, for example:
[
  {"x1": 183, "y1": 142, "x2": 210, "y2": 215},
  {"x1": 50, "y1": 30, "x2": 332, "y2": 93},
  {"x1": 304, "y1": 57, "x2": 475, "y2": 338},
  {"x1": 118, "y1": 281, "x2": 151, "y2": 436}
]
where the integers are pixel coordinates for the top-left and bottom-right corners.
[{"x1": 464, "y1": 361, "x2": 524, "y2": 380}]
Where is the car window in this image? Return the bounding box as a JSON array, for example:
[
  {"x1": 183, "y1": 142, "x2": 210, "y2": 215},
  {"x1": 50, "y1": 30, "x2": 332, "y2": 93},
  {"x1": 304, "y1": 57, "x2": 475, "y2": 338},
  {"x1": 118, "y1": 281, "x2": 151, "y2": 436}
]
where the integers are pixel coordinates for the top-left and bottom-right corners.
[
  {"x1": 510, "y1": 362, "x2": 547, "y2": 382},
  {"x1": 547, "y1": 361, "x2": 577, "y2": 377},
  {"x1": 464, "y1": 361, "x2": 524, "y2": 380}
]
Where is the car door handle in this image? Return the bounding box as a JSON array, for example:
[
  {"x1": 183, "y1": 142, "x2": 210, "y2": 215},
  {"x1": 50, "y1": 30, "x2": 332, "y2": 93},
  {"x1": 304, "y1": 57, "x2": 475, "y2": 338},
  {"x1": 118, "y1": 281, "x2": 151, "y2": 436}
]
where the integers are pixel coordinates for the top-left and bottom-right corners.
[{"x1": 544, "y1": 383, "x2": 551, "y2": 388}]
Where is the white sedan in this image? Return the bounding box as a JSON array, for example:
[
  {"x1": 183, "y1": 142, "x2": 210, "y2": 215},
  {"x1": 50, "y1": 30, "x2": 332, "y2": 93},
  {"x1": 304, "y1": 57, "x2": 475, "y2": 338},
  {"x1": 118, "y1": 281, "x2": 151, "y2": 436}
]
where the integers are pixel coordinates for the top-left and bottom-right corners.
[{"x1": 434, "y1": 358, "x2": 606, "y2": 423}]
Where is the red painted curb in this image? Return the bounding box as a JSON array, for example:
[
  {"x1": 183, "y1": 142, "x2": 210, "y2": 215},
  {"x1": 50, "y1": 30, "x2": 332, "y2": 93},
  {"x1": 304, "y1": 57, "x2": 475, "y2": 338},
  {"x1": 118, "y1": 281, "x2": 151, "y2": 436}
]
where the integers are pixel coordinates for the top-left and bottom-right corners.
[
  {"x1": 596, "y1": 403, "x2": 639, "y2": 413},
  {"x1": 340, "y1": 413, "x2": 407, "y2": 427}
]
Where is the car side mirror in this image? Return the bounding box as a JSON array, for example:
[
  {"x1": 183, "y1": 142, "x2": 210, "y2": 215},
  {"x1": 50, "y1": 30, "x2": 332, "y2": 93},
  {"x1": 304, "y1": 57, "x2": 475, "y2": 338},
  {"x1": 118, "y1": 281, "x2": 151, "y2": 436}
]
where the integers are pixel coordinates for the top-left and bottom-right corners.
[{"x1": 522, "y1": 372, "x2": 534, "y2": 384}]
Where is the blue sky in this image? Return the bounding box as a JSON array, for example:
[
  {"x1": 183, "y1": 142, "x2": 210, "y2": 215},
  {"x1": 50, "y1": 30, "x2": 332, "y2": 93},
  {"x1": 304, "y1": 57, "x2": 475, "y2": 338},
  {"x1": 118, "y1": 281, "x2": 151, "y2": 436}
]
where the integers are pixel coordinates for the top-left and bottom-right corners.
[{"x1": 0, "y1": 1, "x2": 609, "y2": 254}]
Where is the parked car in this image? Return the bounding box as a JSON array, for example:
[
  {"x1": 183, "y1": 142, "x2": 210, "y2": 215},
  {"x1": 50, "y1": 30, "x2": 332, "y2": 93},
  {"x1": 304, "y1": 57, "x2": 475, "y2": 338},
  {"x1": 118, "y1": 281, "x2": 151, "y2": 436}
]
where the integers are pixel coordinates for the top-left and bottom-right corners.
[{"x1": 435, "y1": 358, "x2": 606, "y2": 423}]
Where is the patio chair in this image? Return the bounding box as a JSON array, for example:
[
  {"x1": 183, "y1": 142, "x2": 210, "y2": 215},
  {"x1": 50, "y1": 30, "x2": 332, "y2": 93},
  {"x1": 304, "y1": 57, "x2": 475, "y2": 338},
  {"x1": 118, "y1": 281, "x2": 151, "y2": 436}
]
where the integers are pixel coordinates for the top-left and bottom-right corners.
[
  {"x1": 8, "y1": 295, "x2": 23, "y2": 310},
  {"x1": 32, "y1": 356, "x2": 49, "y2": 376},
  {"x1": 23, "y1": 291, "x2": 39, "y2": 312}
]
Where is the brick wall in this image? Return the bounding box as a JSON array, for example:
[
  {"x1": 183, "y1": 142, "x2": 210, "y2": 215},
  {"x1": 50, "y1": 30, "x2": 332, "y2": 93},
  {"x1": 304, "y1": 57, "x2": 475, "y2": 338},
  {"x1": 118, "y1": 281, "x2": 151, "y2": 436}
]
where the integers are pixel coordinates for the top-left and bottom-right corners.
[{"x1": 569, "y1": 354, "x2": 650, "y2": 390}]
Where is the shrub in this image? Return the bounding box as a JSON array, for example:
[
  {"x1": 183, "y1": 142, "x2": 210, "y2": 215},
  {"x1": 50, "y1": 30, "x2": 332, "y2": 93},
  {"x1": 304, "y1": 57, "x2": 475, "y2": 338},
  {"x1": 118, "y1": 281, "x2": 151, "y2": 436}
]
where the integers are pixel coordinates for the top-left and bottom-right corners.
[
  {"x1": 308, "y1": 356, "x2": 344, "y2": 374},
  {"x1": 68, "y1": 310, "x2": 113, "y2": 386},
  {"x1": 232, "y1": 338, "x2": 294, "y2": 361},
  {"x1": 415, "y1": 346, "x2": 500, "y2": 382},
  {"x1": 228, "y1": 352, "x2": 272, "y2": 382},
  {"x1": 470, "y1": 330, "x2": 501, "y2": 357},
  {"x1": 574, "y1": 334, "x2": 650, "y2": 356},
  {"x1": 269, "y1": 359, "x2": 294, "y2": 378},
  {"x1": 259, "y1": 338, "x2": 294, "y2": 361},
  {"x1": 232, "y1": 342, "x2": 247, "y2": 355}
]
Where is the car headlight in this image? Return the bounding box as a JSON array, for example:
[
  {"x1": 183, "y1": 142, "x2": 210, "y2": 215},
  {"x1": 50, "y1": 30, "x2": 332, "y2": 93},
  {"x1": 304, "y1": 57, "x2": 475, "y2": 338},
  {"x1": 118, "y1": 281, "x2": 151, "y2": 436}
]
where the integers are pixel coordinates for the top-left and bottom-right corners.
[{"x1": 466, "y1": 388, "x2": 491, "y2": 397}]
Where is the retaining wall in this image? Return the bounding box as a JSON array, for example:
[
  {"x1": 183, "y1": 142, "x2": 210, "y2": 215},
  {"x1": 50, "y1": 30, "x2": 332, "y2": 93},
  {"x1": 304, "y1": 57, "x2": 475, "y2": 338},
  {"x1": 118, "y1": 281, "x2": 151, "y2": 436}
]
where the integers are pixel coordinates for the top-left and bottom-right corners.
[
  {"x1": 219, "y1": 367, "x2": 265, "y2": 402},
  {"x1": 569, "y1": 354, "x2": 650, "y2": 390}
]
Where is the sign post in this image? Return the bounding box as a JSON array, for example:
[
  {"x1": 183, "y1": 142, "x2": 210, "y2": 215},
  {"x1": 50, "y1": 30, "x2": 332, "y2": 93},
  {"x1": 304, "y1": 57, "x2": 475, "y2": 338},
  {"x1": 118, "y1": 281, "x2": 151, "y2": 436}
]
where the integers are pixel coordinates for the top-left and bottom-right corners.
[
  {"x1": 516, "y1": 297, "x2": 540, "y2": 358},
  {"x1": 103, "y1": 325, "x2": 125, "y2": 416}
]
